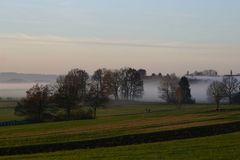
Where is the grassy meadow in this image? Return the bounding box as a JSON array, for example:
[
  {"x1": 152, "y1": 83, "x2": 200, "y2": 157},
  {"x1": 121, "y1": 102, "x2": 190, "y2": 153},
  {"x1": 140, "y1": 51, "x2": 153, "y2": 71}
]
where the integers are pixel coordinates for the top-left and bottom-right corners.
[
  {"x1": 0, "y1": 101, "x2": 20, "y2": 121},
  {"x1": 0, "y1": 103, "x2": 240, "y2": 148},
  {"x1": 1, "y1": 131, "x2": 240, "y2": 160}
]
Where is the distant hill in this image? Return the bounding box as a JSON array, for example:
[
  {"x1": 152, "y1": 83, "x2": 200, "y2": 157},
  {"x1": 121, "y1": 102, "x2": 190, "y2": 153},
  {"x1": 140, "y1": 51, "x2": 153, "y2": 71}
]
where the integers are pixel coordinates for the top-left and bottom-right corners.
[{"x1": 0, "y1": 72, "x2": 58, "y2": 83}]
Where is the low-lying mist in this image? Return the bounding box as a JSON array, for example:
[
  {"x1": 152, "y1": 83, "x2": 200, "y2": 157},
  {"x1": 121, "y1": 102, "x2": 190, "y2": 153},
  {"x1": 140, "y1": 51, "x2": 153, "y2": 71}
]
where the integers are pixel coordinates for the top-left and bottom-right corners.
[{"x1": 0, "y1": 76, "x2": 238, "y2": 103}]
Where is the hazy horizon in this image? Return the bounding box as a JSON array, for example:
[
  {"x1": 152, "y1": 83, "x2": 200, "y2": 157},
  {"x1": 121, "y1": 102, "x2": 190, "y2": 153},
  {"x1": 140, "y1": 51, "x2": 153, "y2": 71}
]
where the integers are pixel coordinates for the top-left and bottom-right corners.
[
  {"x1": 0, "y1": 69, "x2": 236, "y2": 77},
  {"x1": 0, "y1": 0, "x2": 240, "y2": 75}
]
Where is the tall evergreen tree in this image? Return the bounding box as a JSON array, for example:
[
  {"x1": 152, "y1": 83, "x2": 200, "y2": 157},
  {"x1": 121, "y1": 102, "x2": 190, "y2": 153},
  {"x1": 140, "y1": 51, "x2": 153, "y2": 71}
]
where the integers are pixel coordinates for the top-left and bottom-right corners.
[{"x1": 178, "y1": 76, "x2": 194, "y2": 104}]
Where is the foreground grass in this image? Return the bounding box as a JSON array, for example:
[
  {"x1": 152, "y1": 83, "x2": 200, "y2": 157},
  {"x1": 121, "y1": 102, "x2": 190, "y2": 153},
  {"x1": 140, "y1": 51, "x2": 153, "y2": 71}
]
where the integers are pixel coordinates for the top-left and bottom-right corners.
[
  {"x1": 1, "y1": 131, "x2": 240, "y2": 160},
  {"x1": 0, "y1": 101, "x2": 19, "y2": 121},
  {"x1": 0, "y1": 104, "x2": 240, "y2": 148}
]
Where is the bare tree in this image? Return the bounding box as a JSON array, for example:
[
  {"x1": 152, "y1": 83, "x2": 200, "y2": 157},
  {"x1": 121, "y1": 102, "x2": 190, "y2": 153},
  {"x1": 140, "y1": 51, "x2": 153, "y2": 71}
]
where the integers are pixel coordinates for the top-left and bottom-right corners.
[
  {"x1": 222, "y1": 75, "x2": 240, "y2": 104},
  {"x1": 54, "y1": 69, "x2": 89, "y2": 120},
  {"x1": 92, "y1": 69, "x2": 104, "y2": 95},
  {"x1": 85, "y1": 82, "x2": 109, "y2": 119},
  {"x1": 120, "y1": 68, "x2": 144, "y2": 100},
  {"x1": 111, "y1": 70, "x2": 122, "y2": 100},
  {"x1": 207, "y1": 81, "x2": 226, "y2": 111},
  {"x1": 92, "y1": 68, "x2": 114, "y2": 97},
  {"x1": 159, "y1": 74, "x2": 179, "y2": 103}
]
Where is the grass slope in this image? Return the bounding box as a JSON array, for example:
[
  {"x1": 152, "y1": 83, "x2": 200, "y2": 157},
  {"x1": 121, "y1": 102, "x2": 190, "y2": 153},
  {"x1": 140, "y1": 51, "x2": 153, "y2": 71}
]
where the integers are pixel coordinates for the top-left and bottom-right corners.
[
  {"x1": 0, "y1": 104, "x2": 240, "y2": 148},
  {"x1": 1, "y1": 131, "x2": 240, "y2": 160}
]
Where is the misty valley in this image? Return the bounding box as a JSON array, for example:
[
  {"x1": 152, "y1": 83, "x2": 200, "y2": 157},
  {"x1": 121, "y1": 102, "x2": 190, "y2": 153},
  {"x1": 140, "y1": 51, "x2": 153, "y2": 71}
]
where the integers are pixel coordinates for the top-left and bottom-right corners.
[
  {"x1": 0, "y1": 75, "x2": 236, "y2": 103},
  {"x1": 1, "y1": 1, "x2": 240, "y2": 159}
]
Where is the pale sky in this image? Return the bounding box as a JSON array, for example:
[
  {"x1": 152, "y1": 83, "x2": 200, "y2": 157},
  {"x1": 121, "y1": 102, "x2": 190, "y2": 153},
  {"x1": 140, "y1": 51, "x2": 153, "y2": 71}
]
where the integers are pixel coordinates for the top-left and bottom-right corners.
[{"x1": 0, "y1": 0, "x2": 240, "y2": 75}]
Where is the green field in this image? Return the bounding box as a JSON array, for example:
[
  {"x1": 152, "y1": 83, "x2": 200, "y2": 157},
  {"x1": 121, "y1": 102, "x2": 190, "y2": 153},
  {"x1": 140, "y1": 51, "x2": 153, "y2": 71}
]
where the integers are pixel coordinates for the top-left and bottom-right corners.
[
  {"x1": 0, "y1": 101, "x2": 20, "y2": 121},
  {"x1": 0, "y1": 103, "x2": 240, "y2": 148},
  {"x1": 1, "y1": 102, "x2": 240, "y2": 159},
  {"x1": 1, "y1": 131, "x2": 240, "y2": 160}
]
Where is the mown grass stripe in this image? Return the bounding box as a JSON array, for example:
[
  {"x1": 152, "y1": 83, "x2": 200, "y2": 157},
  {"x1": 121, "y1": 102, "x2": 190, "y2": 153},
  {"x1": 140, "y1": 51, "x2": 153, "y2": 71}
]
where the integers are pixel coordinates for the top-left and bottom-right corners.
[{"x1": 1, "y1": 121, "x2": 240, "y2": 156}]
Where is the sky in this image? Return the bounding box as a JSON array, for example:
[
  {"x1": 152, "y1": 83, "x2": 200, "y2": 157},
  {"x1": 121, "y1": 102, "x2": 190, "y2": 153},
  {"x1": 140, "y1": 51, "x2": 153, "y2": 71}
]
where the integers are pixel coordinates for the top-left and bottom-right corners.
[{"x1": 0, "y1": 0, "x2": 240, "y2": 75}]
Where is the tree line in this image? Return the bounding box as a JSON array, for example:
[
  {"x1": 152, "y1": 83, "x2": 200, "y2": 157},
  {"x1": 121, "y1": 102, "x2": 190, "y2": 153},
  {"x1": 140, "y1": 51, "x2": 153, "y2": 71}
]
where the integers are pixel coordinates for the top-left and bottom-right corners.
[
  {"x1": 158, "y1": 73, "x2": 240, "y2": 111},
  {"x1": 158, "y1": 74, "x2": 195, "y2": 105},
  {"x1": 15, "y1": 68, "x2": 240, "y2": 122},
  {"x1": 15, "y1": 68, "x2": 144, "y2": 122},
  {"x1": 207, "y1": 74, "x2": 240, "y2": 111}
]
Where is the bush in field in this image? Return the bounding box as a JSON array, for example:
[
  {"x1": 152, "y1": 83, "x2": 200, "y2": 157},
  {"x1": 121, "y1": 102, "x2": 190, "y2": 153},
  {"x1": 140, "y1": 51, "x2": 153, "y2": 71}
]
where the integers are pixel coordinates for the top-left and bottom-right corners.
[{"x1": 71, "y1": 108, "x2": 94, "y2": 120}]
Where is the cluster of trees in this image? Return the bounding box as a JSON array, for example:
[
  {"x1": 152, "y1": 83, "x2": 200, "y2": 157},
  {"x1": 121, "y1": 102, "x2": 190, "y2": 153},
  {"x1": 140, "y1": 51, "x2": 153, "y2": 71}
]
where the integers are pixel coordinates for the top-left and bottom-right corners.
[
  {"x1": 159, "y1": 74, "x2": 195, "y2": 105},
  {"x1": 15, "y1": 67, "x2": 240, "y2": 122},
  {"x1": 207, "y1": 75, "x2": 240, "y2": 111},
  {"x1": 158, "y1": 72, "x2": 240, "y2": 111},
  {"x1": 15, "y1": 68, "x2": 144, "y2": 122}
]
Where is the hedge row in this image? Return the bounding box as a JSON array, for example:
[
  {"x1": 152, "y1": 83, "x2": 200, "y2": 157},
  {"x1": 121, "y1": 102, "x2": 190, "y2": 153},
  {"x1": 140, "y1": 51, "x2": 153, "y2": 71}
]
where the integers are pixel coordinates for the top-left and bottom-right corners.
[
  {"x1": 0, "y1": 120, "x2": 31, "y2": 127},
  {"x1": 1, "y1": 121, "x2": 240, "y2": 156}
]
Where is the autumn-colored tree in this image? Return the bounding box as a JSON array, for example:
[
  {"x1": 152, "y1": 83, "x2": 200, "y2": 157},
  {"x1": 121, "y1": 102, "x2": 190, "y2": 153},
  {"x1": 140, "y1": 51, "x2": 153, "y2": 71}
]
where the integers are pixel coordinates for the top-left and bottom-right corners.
[
  {"x1": 92, "y1": 69, "x2": 114, "y2": 97},
  {"x1": 54, "y1": 69, "x2": 89, "y2": 120},
  {"x1": 15, "y1": 84, "x2": 52, "y2": 122}
]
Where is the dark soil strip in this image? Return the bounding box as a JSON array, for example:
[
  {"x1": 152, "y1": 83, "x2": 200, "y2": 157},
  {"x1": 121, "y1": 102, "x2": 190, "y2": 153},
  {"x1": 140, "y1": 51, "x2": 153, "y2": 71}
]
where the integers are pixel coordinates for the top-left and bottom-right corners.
[{"x1": 1, "y1": 121, "x2": 240, "y2": 156}]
